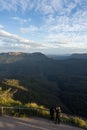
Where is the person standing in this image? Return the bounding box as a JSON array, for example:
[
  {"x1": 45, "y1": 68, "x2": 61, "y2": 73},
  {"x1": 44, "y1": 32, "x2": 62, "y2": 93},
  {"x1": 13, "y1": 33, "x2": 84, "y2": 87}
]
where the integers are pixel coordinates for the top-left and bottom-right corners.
[
  {"x1": 50, "y1": 107, "x2": 55, "y2": 121},
  {"x1": 55, "y1": 106, "x2": 61, "y2": 124}
]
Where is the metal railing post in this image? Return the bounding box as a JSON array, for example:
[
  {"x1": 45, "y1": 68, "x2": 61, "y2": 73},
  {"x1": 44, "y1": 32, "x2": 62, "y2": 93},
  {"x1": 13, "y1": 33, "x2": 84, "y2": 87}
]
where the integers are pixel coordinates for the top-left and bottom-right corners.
[{"x1": 2, "y1": 106, "x2": 4, "y2": 116}]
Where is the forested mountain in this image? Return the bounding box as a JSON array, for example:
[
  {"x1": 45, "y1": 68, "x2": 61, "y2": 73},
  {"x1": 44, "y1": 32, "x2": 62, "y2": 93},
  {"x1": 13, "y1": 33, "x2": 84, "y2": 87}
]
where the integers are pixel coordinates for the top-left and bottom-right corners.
[
  {"x1": 48, "y1": 53, "x2": 87, "y2": 60},
  {"x1": 70, "y1": 53, "x2": 87, "y2": 59},
  {"x1": 0, "y1": 52, "x2": 87, "y2": 117}
]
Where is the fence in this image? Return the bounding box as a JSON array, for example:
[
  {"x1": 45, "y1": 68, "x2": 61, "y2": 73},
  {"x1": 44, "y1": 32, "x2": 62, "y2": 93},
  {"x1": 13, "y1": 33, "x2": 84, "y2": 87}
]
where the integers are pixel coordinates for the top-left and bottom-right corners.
[{"x1": 0, "y1": 106, "x2": 50, "y2": 118}]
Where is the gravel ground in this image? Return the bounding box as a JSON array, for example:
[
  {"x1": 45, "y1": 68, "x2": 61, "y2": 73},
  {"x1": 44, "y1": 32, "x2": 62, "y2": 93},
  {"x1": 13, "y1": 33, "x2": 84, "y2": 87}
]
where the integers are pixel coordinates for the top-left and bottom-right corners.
[{"x1": 0, "y1": 116, "x2": 84, "y2": 130}]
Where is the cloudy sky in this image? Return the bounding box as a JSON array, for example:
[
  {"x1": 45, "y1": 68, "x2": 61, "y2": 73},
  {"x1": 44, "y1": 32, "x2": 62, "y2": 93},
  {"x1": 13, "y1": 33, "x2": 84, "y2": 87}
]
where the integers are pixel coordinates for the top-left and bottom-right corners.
[{"x1": 0, "y1": 0, "x2": 87, "y2": 54}]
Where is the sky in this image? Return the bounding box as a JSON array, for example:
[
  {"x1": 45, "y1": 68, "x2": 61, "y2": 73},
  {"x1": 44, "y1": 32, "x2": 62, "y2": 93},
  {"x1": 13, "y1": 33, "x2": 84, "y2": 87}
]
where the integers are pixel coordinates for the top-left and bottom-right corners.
[{"x1": 0, "y1": 0, "x2": 87, "y2": 54}]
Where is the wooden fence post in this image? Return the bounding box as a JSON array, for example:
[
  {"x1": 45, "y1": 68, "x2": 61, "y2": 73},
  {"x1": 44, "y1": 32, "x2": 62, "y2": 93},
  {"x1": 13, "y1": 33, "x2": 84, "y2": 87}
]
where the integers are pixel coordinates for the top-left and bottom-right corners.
[{"x1": 2, "y1": 107, "x2": 4, "y2": 116}]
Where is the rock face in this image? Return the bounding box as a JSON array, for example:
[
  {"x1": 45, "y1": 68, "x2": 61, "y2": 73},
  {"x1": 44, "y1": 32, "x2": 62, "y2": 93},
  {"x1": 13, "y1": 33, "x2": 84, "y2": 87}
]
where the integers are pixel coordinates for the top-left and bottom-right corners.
[{"x1": 8, "y1": 52, "x2": 23, "y2": 56}]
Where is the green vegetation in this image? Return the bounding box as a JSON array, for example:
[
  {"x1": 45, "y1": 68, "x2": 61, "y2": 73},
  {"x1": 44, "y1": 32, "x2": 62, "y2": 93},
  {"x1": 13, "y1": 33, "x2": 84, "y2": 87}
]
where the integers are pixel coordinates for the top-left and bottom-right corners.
[
  {"x1": 0, "y1": 87, "x2": 22, "y2": 106},
  {"x1": 3, "y1": 79, "x2": 28, "y2": 91},
  {"x1": 0, "y1": 86, "x2": 49, "y2": 118},
  {"x1": 0, "y1": 52, "x2": 87, "y2": 118},
  {"x1": 0, "y1": 86, "x2": 87, "y2": 129},
  {"x1": 62, "y1": 115, "x2": 87, "y2": 129},
  {"x1": 15, "y1": 103, "x2": 50, "y2": 118},
  {"x1": 69, "y1": 117, "x2": 87, "y2": 128}
]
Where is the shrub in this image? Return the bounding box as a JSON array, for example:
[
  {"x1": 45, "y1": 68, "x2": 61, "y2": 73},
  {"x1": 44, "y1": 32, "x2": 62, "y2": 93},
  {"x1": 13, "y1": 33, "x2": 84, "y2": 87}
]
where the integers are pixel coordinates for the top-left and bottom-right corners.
[
  {"x1": 69, "y1": 117, "x2": 87, "y2": 128},
  {"x1": 25, "y1": 102, "x2": 50, "y2": 118}
]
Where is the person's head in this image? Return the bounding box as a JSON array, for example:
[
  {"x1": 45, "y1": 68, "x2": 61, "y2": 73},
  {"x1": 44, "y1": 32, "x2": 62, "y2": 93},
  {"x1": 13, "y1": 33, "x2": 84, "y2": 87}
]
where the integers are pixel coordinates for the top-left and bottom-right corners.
[
  {"x1": 56, "y1": 106, "x2": 60, "y2": 110},
  {"x1": 58, "y1": 106, "x2": 60, "y2": 109}
]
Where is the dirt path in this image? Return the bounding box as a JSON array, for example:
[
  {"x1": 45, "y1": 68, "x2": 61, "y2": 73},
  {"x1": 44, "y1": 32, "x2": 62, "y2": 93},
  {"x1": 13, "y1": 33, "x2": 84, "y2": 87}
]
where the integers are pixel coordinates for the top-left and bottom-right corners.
[{"x1": 0, "y1": 116, "x2": 84, "y2": 130}]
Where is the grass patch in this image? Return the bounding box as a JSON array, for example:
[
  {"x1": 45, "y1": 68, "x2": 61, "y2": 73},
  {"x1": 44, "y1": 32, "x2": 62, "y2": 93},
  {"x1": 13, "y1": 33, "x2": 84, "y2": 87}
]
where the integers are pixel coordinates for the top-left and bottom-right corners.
[{"x1": 62, "y1": 114, "x2": 87, "y2": 129}]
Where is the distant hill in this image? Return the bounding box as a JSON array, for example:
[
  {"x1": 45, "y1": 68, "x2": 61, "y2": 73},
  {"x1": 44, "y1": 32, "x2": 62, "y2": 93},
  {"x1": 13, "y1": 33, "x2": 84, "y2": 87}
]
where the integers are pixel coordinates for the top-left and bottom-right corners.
[
  {"x1": 48, "y1": 53, "x2": 87, "y2": 60},
  {"x1": 0, "y1": 52, "x2": 87, "y2": 117},
  {"x1": 70, "y1": 53, "x2": 87, "y2": 59},
  {"x1": 0, "y1": 52, "x2": 47, "y2": 63},
  {"x1": 47, "y1": 54, "x2": 70, "y2": 60}
]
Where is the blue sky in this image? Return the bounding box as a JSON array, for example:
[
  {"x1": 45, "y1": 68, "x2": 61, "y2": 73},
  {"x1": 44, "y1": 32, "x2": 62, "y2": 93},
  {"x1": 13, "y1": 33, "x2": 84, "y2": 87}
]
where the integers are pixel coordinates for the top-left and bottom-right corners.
[{"x1": 0, "y1": 0, "x2": 87, "y2": 54}]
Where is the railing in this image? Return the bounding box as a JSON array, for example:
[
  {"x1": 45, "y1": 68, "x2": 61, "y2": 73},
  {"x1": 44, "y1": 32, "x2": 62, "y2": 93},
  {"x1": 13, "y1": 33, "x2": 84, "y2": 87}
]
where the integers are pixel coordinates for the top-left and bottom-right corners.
[{"x1": 0, "y1": 106, "x2": 50, "y2": 118}]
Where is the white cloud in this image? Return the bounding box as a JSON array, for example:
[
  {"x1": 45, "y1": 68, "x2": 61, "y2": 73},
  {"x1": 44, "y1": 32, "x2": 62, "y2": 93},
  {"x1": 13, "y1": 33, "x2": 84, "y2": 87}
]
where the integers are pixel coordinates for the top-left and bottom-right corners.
[
  {"x1": 0, "y1": 29, "x2": 47, "y2": 49},
  {"x1": 0, "y1": 0, "x2": 87, "y2": 20},
  {"x1": 0, "y1": 0, "x2": 36, "y2": 12},
  {"x1": 20, "y1": 25, "x2": 38, "y2": 33},
  {"x1": 0, "y1": 0, "x2": 18, "y2": 12},
  {"x1": 19, "y1": 8, "x2": 87, "y2": 50},
  {"x1": 12, "y1": 17, "x2": 31, "y2": 25},
  {"x1": 0, "y1": 25, "x2": 4, "y2": 29},
  {"x1": 0, "y1": 0, "x2": 86, "y2": 15},
  {"x1": 0, "y1": 0, "x2": 87, "y2": 53},
  {"x1": 0, "y1": 29, "x2": 67, "y2": 52}
]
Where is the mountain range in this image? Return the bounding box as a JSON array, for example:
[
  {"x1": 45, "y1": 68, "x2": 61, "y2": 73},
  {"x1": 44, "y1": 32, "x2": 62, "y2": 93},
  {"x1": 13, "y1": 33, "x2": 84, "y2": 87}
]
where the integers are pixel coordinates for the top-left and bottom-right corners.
[
  {"x1": 0, "y1": 52, "x2": 87, "y2": 117},
  {"x1": 48, "y1": 53, "x2": 87, "y2": 60}
]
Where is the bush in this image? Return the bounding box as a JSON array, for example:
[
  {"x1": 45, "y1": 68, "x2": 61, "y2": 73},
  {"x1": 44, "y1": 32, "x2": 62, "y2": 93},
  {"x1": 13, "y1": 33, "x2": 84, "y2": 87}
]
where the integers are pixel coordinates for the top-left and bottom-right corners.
[
  {"x1": 24, "y1": 102, "x2": 50, "y2": 118},
  {"x1": 69, "y1": 117, "x2": 87, "y2": 128}
]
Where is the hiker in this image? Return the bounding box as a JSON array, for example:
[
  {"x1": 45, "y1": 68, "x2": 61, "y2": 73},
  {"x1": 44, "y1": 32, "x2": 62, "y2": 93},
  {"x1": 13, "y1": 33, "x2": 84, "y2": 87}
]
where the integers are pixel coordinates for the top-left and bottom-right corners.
[
  {"x1": 50, "y1": 107, "x2": 55, "y2": 120},
  {"x1": 55, "y1": 106, "x2": 61, "y2": 124}
]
